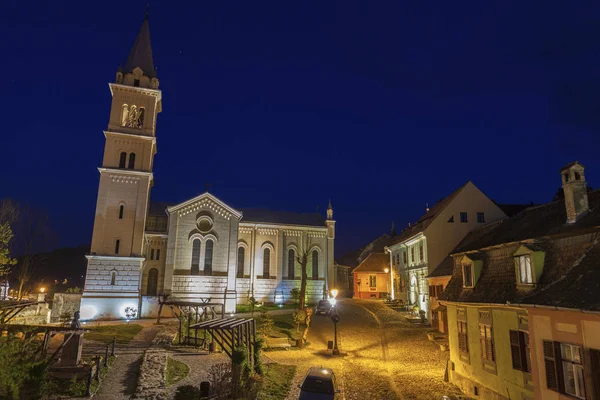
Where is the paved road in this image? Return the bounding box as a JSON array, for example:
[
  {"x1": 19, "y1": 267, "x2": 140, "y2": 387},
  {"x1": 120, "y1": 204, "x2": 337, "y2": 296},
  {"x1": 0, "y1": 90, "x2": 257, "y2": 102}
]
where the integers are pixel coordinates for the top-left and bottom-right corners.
[{"x1": 268, "y1": 298, "x2": 461, "y2": 400}]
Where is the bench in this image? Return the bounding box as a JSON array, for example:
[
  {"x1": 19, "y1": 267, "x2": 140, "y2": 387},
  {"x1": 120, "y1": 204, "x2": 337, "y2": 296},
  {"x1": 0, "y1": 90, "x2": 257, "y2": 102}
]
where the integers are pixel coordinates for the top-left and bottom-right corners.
[{"x1": 265, "y1": 337, "x2": 292, "y2": 350}]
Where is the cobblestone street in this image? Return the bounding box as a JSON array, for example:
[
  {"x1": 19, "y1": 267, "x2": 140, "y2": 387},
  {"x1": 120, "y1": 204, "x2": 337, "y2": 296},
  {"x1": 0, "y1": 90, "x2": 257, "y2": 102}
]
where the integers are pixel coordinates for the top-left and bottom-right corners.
[{"x1": 267, "y1": 298, "x2": 461, "y2": 400}]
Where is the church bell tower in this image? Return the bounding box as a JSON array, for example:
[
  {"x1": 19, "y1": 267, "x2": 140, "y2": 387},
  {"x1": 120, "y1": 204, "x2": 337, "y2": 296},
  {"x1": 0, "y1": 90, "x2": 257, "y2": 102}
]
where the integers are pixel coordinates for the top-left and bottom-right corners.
[{"x1": 80, "y1": 10, "x2": 162, "y2": 320}]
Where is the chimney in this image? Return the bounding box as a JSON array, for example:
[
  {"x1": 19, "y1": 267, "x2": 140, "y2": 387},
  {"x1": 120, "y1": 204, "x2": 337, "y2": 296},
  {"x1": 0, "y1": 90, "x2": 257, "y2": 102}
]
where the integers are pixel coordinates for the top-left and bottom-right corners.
[{"x1": 560, "y1": 161, "x2": 589, "y2": 224}]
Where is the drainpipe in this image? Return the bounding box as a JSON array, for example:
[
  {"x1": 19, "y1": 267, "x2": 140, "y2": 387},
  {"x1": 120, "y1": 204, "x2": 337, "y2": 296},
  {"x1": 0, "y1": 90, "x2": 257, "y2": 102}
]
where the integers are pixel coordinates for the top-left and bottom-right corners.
[{"x1": 384, "y1": 246, "x2": 394, "y2": 300}]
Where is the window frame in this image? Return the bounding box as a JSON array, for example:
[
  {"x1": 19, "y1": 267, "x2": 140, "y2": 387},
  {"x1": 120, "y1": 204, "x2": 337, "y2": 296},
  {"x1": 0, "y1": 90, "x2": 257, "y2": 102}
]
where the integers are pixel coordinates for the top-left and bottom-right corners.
[
  {"x1": 288, "y1": 249, "x2": 295, "y2": 280},
  {"x1": 118, "y1": 204, "x2": 124, "y2": 220},
  {"x1": 110, "y1": 271, "x2": 117, "y2": 286},
  {"x1": 462, "y1": 263, "x2": 474, "y2": 288},
  {"x1": 368, "y1": 274, "x2": 377, "y2": 288},
  {"x1": 127, "y1": 153, "x2": 136, "y2": 169},
  {"x1": 560, "y1": 343, "x2": 586, "y2": 399},
  {"x1": 312, "y1": 250, "x2": 319, "y2": 280},
  {"x1": 119, "y1": 152, "x2": 127, "y2": 168},
  {"x1": 477, "y1": 212, "x2": 485, "y2": 223},
  {"x1": 460, "y1": 212, "x2": 468, "y2": 223},
  {"x1": 458, "y1": 320, "x2": 469, "y2": 355},
  {"x1": 204, "y1": 239, "x2": 214, "y2": 276},
  {"x1": 262, "y1": 248, "x2": 271, "y2": 279},
  {"x1": 115, "y1": 239, "x2": 120, "y2": 255},
  {"x1": 237, "y1": 246, "x2": 245, "y2": 279},
  {"x1": 509, "y1": 330, "x2": 532, "y2": 373},
  {"x1": 479, "y1": 323, "x2": 495, "y2": 363},
  {"x1": 517, "y1": 255, "x2": 534, "y2": 285},
  {"x1": 191, "y1": 239, "x2": 201, "y2": 275}
]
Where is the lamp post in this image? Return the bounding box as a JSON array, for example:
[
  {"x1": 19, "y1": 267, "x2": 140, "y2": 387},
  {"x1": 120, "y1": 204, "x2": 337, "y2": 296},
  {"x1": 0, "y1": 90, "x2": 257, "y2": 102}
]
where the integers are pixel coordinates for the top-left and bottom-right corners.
[
  {"x1": 384, "y1": 268, "x2": 390, "y2": 298},
  {"x1": 330, "y1": 289, "x2": 340, "y2": 355}
]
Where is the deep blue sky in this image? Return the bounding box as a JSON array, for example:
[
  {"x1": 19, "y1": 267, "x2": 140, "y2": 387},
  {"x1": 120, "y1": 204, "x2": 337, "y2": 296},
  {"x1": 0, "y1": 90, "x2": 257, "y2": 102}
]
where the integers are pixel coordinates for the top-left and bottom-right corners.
[{"x1": 1, "y1": 1, "x2": 599, "y2": 257}]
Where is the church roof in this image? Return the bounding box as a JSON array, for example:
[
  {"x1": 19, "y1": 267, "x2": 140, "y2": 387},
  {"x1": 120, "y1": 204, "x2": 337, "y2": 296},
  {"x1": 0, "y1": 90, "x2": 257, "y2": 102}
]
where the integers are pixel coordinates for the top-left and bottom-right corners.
[
  {"x1": 239, "y1": 208, "x2": 325, "y2": 227},
  {"x1": 123, "y1": 12, "x2": 157, "y2": 78},
  {"x1": 147, "y1": 201, "x2": 325, "y2": 227}
]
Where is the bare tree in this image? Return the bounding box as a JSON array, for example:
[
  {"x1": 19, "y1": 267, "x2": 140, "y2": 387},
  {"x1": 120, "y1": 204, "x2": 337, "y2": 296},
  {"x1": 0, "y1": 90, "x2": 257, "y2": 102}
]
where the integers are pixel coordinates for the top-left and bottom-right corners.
[
  {"x1": 8, "y1": 203, "x2": 54, "y2": 300},
  {"x1": 295, "y1": 234, "x2": 312, "y2": 311},
  {"x1": 0, "y1": 201, "x2": 19, "y2": 286}
]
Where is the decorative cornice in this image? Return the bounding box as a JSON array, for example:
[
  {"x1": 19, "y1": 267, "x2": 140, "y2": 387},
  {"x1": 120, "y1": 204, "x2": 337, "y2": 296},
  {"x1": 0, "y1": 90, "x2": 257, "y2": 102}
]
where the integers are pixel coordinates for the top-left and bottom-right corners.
[
  {"x1": 257, "y1": 228, "x2": 277, "y2": 236},
  {"x1": 109, "y1": 83, "x2": 162, "y2": 100},
  {"x1": 307, "y1": 231, "x2": 326, "y2": 238},
  {"x1": 98, "y1": 167, "x2": 153, "y2": 179},
  {"x1": 86, "y1": 255, "x2": 145, "y2": 262},
  {"x1": 168, "y1": 193, "x2": 243, "y2": 220},
  {"x1": 239, "y1": 227, "x2": 254, "y2": 234},
  {"x1": 109, "y1": 174, "x2": 140, "y2": 184},
  {"x1": 283, "y1": 230, "x2": 302, "y2": 236},
  {"x1": 104, "y1": 130, "x2": 156, "y2": 141},
  {"x1": 239, "y1": 222, "x2": 327, "y2": 231}
]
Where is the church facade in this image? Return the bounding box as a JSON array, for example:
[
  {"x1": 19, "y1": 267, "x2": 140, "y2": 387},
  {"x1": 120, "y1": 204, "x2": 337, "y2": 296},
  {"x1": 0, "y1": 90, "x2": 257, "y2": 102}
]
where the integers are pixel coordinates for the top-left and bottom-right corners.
[{"x1": 79, "y1": 14, "x2": 335, "y2": 320}]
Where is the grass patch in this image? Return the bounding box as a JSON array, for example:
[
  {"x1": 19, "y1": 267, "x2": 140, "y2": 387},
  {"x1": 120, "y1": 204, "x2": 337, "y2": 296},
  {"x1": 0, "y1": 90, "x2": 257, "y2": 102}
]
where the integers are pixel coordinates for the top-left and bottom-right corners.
[
  {"x1": 259, "y1": 363, "x2": 296, "y2": 400},
  {"x1": 236, "y1": 303, "x2": 298, "y2": 313},
  {"x1": 166, "y1": 357, "x2": 190, "y2": 387},
  {"x1": 269, "y1": 314, "x2": 305, "y2": 340},
  {"x1": 85, "y1": 324, "x2": 143, "y2": 344}
]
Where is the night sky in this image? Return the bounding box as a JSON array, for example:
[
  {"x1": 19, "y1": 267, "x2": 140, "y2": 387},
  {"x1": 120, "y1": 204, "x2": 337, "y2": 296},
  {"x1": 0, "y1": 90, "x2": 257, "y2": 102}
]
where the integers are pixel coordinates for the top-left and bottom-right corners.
[{"x1": 1, "y1": 1, "x2": 599, "y2": 257}]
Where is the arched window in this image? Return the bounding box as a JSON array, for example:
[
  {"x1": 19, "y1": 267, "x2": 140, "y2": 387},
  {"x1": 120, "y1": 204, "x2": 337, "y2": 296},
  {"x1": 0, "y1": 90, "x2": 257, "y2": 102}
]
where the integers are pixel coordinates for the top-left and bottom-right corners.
[
  {"x1": 115, "y1": 239, "x2": 120, "y2": 255},
  {"x1": 312, "y1": 250, "x2": 319, "y2": 280},
  {"x1": 137, "y1": 107, "x2": 145, "y2": 128},
  {"x1": 263, "y1": 248, "x2": 271, "y2": 279},
  {"x1": 128, "y1": 153, "x2": 136, "y2": 169},
  {"x1": 150, "y1": 249, "x2": 154, "y2": 260},
  {"x1": 110, "y1": 271, "x2": 116, "y2": 286},
  {"x1": 121, "y1": 104, "x2": 129, "y2": 127},
  {"x1": 204, "y1": 239, "x2": 214, "y2": 276},
  {"x1": 191, "y1": 239, "x2": 201, "y2": 275},
  {"x1": 288, "y1": 249, "x2": 295, "y2": 280},
  {"x1": 119, "y1": 152, "x2": 127, "y2": 168},
  {"x1": 119, "y1": 205, "x2": 124, "y2": 219},
  {"x1": 237, "y1": 247, "x2": 245, "y2": 278},
  {"x1": 156, "y1": 249, "x2": 160, "y2": 261},
  {"x1": 147, "y1": 268, "x2": 158, "y2": 296}
]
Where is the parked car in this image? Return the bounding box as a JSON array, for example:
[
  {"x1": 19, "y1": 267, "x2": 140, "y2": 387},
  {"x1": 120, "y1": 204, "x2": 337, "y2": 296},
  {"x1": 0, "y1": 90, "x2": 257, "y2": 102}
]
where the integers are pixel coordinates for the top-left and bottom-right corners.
[
  {"x1": 298, "y1": 367, "x2": 340, "y2": 399},
  {"x1": 316, "y1": 300, "x2": 332, "y2": 315}
]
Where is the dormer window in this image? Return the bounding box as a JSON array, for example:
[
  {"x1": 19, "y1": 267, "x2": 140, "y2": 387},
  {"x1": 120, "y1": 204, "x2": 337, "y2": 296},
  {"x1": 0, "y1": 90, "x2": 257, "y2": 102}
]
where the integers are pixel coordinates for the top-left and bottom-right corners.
[
  {"x1": 460, "y1": 254, "x2": 483, "y2": 288},
  {"x1": 513, "y1": 244, "x2": 545, "y2": 286},
  {"x1": 134, "y1": 79, "x2": 140, "y2": 87},
  {"x1": 517, "y1": 255, "x2": 533, "y2": 284},
  {"x1": 463, "y1": 263, "x2": 474, "y2": 288}
]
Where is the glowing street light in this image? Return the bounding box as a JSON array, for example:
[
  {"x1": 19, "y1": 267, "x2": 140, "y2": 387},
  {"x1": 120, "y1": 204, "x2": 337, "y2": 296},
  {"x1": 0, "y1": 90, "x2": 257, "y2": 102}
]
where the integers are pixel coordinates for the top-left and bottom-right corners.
[
  {"x1": 331, "y1": 289, "x2": 338, "y2": 298},
  {"x1": 40, "y1": 287, "x2": 45, "y2": 293},
  {"x1": 384, "y1": 268, "x2": 389, "y2": 273}
]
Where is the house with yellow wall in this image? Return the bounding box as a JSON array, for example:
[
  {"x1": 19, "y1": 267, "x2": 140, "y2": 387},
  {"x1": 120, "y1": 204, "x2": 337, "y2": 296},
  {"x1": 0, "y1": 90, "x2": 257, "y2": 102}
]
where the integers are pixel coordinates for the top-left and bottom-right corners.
[
  {"x1": 384, "y1": 181, "x2": 507, "y2": 319},
  {"x1": 439, "y1": 162, "x2": 600, "y2": 400}
]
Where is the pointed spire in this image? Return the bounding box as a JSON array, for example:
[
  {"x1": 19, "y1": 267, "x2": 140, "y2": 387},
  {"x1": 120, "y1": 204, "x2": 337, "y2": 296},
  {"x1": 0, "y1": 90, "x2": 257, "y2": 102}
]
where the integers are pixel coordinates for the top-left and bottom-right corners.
[
  {"x1": 390, "y1": 221, "x2": 396, "y2": 237},
  {"x1": 327, "y1": 199, "x2": 333, "y2": 220},
  {"x1": 123, "y1": 7, "x2": 157, "y2": 78}
]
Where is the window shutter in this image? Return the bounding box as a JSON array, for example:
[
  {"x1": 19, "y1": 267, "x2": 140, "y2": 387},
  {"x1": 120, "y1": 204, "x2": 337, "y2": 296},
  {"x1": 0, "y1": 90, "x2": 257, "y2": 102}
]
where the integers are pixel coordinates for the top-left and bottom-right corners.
[
  {"x1": 543, "y1": 340, "x2": 559, "y2": 391},
  {"x1": 429, "y1": 285, "x2": 433, "y2": 296},
  {"x1": 437, "y1": 285, "x2": 443, "y2": 297},
  {"x1": 509, "y1": 330, "x2": 522, "y2": 370},
  {"x1": 590, "y1": 349, "x2": 600, "y2": 399}
]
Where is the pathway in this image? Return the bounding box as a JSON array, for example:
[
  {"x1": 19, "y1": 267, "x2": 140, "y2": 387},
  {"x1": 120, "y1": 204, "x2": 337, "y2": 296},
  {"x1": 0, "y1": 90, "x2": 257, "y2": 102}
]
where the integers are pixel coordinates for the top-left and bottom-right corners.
[{"x1": 92, "y1": 324, "x2": 162, "y2": 400}]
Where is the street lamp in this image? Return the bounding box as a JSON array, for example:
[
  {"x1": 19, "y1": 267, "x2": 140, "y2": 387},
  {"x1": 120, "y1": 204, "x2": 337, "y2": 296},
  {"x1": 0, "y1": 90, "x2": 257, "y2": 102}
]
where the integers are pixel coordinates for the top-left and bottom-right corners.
[
  {"x1": 40, "y1": 287, "x2": 45, "y2": 293},
  {"x1": 384, "y1": 268, "x2": 390, "y2": 298},
  {"x1": 329, "y1": 288, "x2": 340, "y2": 355}
]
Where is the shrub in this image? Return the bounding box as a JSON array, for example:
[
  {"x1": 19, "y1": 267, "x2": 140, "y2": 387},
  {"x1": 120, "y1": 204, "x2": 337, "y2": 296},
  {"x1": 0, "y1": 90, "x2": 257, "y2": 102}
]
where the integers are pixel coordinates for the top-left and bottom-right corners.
[
  {"x1": 290, "y1": 288, "x2": 300, "y2": 304},
  {"x1": 257, "y1": 310, "x2": 274, "y2": 338}
]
